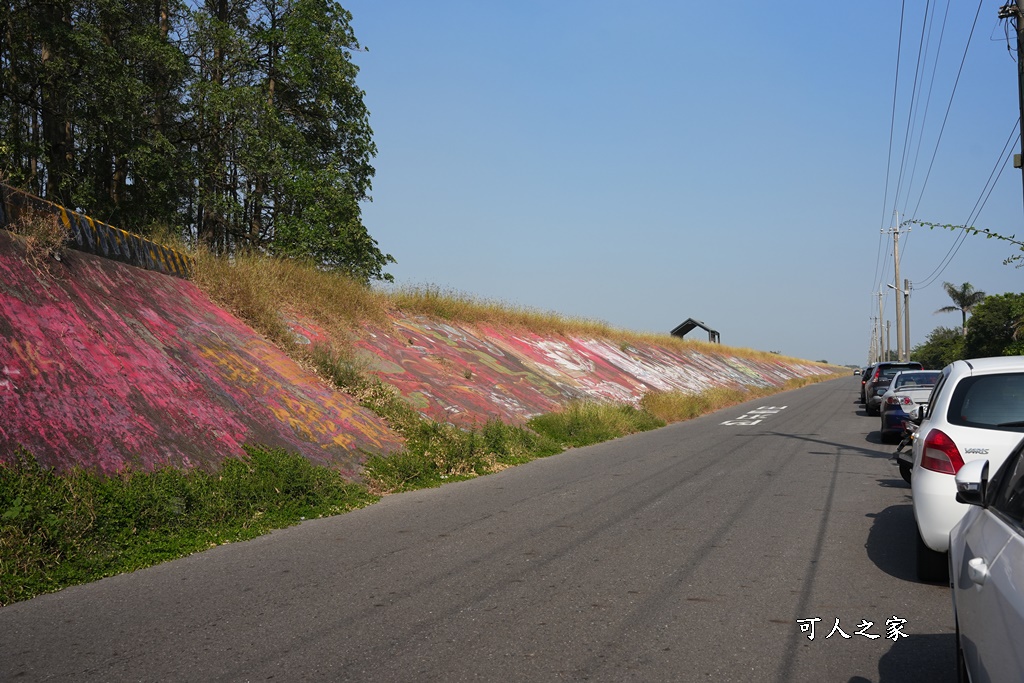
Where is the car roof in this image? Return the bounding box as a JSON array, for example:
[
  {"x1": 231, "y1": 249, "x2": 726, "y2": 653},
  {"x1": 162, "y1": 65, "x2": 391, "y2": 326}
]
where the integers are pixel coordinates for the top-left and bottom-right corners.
[{"x1": 949, "y1": 356, "x2": 1024, "y2": 376}]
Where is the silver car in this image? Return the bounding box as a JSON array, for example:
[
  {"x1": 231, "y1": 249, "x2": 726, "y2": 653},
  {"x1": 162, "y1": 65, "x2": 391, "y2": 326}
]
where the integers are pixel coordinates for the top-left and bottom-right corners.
[{"x1": 951, "y1": 440, "x2": 1024, "y2": 683}]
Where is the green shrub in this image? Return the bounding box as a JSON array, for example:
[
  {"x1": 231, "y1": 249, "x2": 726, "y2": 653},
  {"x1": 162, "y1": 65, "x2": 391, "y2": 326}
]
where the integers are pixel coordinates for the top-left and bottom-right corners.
[
  {"x1": 527, "y1": 401, "x2": 665, "y2": 448},
  {"x1": 0, "y1": 446, "x2": 376, "y2": 606}
]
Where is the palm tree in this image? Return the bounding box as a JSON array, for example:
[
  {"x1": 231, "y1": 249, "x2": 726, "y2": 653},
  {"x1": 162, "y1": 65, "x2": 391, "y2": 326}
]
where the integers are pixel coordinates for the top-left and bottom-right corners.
[{"x1": 935, "y1": 281, "x2": 986, "y2": 336}]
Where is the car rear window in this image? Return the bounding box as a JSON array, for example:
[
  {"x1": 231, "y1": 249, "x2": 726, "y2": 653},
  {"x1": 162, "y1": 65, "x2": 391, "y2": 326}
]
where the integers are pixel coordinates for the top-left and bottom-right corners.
[
  {"x1": 893, "y1": 371, "x2": 940, "y2": 390},
  {"x1": 878, "y1": 364, "x2": 922, "y2": 380},
  {"x1": 949, "y1": 373, "x2": 1024, "y2": 430}
]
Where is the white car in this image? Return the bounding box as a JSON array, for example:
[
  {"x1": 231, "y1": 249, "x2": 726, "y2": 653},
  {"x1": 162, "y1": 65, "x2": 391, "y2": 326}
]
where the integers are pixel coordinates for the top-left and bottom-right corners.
[
  {"x1": 910, "y1": 357, "x2": 1024, "y2": 582},
  {"x1": 880, "y1": 369, "x2": 941, "y2": 447},
  {"x1": 950, "y1": 445, "x2": 1024, "y2": 683}
]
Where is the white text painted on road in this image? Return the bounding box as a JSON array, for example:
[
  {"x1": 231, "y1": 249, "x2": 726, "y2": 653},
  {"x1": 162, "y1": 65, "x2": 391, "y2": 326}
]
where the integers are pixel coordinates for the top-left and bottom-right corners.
[{"x1": 721, "y1": 406, "x2": 787, "y2": 426}]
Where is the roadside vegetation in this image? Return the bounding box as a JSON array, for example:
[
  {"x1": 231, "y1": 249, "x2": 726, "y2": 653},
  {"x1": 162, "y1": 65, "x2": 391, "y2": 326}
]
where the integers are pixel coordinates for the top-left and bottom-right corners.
[
  {"x1": 0, "y1": 445, "x2": 376, "y2": 607},
  {"x1": 911, "y1": 280, "x2": 1024, "y2": 368}
]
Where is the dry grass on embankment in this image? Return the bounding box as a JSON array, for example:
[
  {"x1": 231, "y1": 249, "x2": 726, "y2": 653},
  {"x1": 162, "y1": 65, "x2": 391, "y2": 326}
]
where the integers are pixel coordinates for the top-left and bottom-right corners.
[
  {"x1": 186, "y1": 249, "x2": 845, "y2": 433},
  {"x1": 189, "y1": 250, "x2": 831, "y2": 371}
]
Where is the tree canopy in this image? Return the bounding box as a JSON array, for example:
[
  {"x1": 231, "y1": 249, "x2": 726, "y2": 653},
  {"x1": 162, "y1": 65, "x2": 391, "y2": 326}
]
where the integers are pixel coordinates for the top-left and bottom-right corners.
[{"x1": 0, "y1": 0, "x2": 393, "y2": 282}]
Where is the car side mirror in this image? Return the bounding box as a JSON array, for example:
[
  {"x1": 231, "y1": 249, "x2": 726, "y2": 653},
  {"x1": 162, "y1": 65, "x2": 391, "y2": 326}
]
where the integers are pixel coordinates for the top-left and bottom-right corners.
[
  {"x1": 910, "y1": 407, "x2": 925, "y2": 425},
  {"x1": 955, "y1": 460, "x2": 990, "y2": 507}
]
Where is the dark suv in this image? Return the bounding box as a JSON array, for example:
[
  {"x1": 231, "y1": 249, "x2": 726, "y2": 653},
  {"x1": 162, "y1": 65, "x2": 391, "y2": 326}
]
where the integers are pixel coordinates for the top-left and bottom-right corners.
[{"x1": 864, "y1": 361, "x2": 924, "y2": 415}]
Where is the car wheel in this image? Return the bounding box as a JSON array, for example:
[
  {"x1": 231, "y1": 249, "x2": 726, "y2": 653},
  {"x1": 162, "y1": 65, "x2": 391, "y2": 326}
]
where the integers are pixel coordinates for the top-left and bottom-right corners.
[
  {"x1": 916, "y1": 527, "x2": 949, "y2": 583},
  {"x1": 898, "y1": 462, "x2": 911, "y2": 484}
]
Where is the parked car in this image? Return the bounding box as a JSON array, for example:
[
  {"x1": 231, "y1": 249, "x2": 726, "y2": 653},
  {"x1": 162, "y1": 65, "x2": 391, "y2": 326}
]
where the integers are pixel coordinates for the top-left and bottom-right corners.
[
  {"x1": 950, "y1": 442, "x2": 1024, "y2": 683},
  {"x1": 910, "y1": 356, "x2": 1024, "y2": 581},
  {"x1": 879, "y1": 370, "x2": 941, "y2": 445},
  {"x1": 864, "y1": 361, "x2": 924, "y2": 416},
  {"x1": 859, "y1": 364, "x2": 877, "y2": 404}
]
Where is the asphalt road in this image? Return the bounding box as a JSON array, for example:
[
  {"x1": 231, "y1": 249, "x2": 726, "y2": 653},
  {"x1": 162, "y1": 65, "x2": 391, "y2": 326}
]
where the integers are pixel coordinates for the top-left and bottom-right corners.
[{"x1": 0, "y1": 377, "x2": 956, "y2": 682}]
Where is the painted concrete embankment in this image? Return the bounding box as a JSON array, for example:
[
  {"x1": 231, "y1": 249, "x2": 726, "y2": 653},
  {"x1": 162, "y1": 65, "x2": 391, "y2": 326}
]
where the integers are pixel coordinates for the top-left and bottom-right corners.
[
  {"x1": 0, "y1": 231, "x2": 401, "y2": 476},
  {"x1": 1, "y1": 226, "x2": 834, "y2": 478},
  {"x1": 347, "y1": 318, "x2": 830, "y2": 428}
]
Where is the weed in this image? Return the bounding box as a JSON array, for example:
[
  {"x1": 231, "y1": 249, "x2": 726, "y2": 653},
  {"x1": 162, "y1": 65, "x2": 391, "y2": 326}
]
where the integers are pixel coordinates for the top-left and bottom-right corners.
[
  {"x1": 7, "y1": 210, "x2": 68, "y2": 272},
  {"x1": 310, "y1": 344, "x2": 366, "y2": 391},
  {"x1": 527, "y1": 401, "x2": 665, "y2": 449}
]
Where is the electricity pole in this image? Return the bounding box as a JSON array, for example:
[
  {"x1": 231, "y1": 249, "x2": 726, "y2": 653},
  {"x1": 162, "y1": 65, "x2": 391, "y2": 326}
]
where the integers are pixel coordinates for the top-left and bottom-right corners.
[
  {"x1": 889, "y1": 214, "x2": 905, "y2": 362},
  {"x1": 903, "y1": 279, "x2": 911, "y2": 360},
  {"x1": 869, "y1": 318, "x2": 878, "y2": 364},
  {"x1": 877, "y1": 292, "x2": 884, "y2": 362}
]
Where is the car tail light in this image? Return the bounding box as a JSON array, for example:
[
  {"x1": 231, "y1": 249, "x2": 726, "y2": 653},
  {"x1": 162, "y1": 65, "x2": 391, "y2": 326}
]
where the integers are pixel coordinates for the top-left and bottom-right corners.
[
  {"x1": 885, "y1": 396, "x2": 913, "y2": 406},
  {"x1": 920, "y1": 429, "x2": 964, "y2": 475}
]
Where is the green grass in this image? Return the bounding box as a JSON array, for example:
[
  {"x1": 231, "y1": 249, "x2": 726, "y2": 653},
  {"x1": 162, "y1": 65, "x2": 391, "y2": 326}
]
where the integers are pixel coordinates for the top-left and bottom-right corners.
[
  {"x1": 527, "y1": 401, "x2": 666, "y2": 448},
  {"x1": 0, "y1": 446, "x2": 377, "y2": 606}
]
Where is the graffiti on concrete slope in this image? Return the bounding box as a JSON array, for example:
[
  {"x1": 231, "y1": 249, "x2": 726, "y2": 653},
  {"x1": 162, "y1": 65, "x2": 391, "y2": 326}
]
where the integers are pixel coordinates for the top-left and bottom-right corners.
[
  {"x1": 348, "y1": 316, "x2": 832, "y2": 427},
  {"x1": 0, "y1": 232, "x2": 401, "y2": 476}
]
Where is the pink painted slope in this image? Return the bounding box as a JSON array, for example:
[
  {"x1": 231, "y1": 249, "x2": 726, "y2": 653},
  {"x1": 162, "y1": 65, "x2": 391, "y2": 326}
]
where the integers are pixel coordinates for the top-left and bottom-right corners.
[{"x1": 0, "y1": 231, "x2": 401, "y2": 476}]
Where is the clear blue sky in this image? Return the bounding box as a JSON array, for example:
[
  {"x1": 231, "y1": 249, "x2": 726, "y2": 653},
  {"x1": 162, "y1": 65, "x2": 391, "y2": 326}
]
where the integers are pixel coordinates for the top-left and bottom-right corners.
[{"x1": 343, "y1": 1, "x2": 1023, "y2": 366}]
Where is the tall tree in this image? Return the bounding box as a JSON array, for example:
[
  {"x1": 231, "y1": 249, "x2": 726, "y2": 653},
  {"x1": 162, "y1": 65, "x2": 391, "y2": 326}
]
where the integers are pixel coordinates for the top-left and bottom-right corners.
[
  {"x1": 935, "y1": 281, "x2": 986, "y2": 336},
  {"x1": 257, "y1": 0, "x2": 391, "y2": 280},
  {"x1": 1, "y1": 0, "x2": 392, "y2": 281},
  {"x1": 180, "y1": 0, "x2": 391, "y2": 280}
]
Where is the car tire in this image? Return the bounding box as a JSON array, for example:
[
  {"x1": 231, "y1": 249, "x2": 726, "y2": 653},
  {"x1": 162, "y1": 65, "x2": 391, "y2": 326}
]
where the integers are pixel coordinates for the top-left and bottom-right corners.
[
  {"x1": 916, "y1": 527, "x2": 949, "y2": 583},
  {"x1": 898, "y1": 462, "x2": 911, "y2": 484}
]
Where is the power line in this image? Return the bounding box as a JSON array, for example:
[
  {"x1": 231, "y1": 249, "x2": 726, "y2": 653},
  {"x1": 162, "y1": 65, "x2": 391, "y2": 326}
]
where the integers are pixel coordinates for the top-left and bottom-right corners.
[
  {"x1": 890, "y1": 0, "x2": 933, "y2": 221},
  {"x1": 875, "y1": 0, "x2": 907, "y2": 298},
  {"x1": 916, "y1": 118, "x2": 1020, "y2": 289},
  {"x1": 906, "y1": 0, "x2": 985, "y2": 221},
  {"x1": 903, "y1": 0, "x2": 952, "y2": 218}
]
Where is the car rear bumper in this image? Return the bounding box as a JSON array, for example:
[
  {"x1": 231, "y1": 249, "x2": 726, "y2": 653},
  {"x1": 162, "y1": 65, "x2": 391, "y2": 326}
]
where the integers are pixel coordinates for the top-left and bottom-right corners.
[{"x1": 911, "y1": 467, "x2": 967, "y2": 552}]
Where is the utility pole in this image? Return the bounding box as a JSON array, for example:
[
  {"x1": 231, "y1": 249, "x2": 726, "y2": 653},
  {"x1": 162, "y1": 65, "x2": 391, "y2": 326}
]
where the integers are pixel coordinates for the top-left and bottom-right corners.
[
  {"x1": 869, "y1": 318, "x2": 877, "y2": 364},
  {"x1": 903, "y1": 279, "x2": 911, "y2": 361},
  {"x1": 999, "y1": 1, "x2": 1024, "y2": 211},
  {"x1": 877, "y1": 292, "x2": 884, "y2": 362},
  {"x1": 888, "y1": 213, "x2": 905, "y2": 362},
  {"x1": 886, "y1": 320, "x2": 891, "y2": 362}
]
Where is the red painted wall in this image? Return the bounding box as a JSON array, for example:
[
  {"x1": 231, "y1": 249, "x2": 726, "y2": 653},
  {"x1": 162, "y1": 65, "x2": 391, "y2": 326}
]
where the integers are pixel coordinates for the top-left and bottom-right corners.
[
  {"x1": 350, "y1": 317, "x2": 832, "y2": 427},
  {"x1": 0, "y1": 232, "x2": 401, "y2": 477}
]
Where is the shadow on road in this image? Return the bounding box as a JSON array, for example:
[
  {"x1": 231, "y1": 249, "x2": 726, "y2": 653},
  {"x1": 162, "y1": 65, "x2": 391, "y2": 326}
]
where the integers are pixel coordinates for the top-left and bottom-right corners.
[
  {"x1": 765, "y1": 432, "x2": 892, "y2": 460},
  {"x1": 863, "y1": 503, "x2": 917, "y2": 583}
]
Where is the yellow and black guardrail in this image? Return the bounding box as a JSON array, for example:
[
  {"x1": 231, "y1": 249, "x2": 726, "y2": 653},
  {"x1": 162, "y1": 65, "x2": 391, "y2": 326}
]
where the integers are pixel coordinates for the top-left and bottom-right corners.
[{"x1": 0, "y1": 183, "x2": 192, "y2": 279}]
